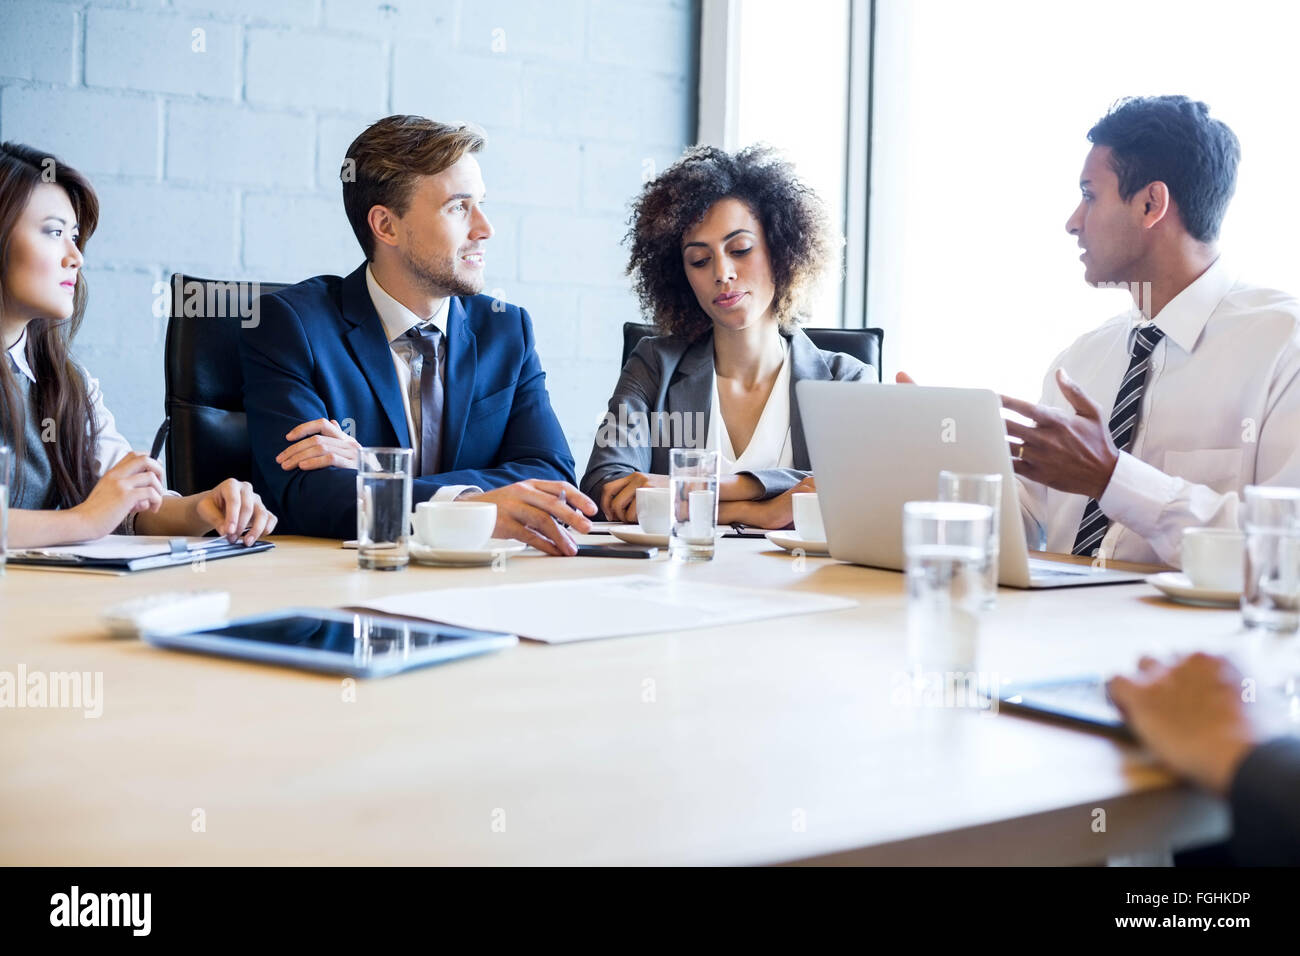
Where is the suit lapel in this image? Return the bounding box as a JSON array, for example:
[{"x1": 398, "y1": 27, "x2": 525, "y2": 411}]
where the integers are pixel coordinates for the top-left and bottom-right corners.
[
  {"x1": 340, "y1": 264, "x2": 410, "y2": 447},
  {"x1": 787, "y1": 328, "x2": 832, "y2": 469},
  {"x1": 439, "y1": 297, "x2": 477, "y2": 469},
  {"x1": 667, "y1": 333, "x2": 715, "y2": 445}
]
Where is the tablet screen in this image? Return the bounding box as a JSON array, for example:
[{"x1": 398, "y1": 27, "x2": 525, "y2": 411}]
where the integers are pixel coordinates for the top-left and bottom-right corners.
[
  {"x1": 147, "y1": 610, "x2": 517, "y2": 677},
  {"x1": 194, "y1": 613, "x2": 487, "y2": 656}
]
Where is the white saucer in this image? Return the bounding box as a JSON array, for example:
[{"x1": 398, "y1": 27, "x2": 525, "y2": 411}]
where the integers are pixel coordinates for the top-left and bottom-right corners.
[
  {"x1": 1146, "y1": 571, "x2": 1241, "y2": 608},
  {"x1": 765, "y1": 530, "x2": 831, "y2": 556},
  {"x1": 410, "y1": 539, "x2": 527, "y2": 567},
  {"x1": 609, "y1": 525, "x2": 670, "y2": 547}
]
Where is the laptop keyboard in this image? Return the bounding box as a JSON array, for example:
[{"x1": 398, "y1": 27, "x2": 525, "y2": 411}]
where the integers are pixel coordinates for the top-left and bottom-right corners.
[{"x1": 1027, "y1": 558, "x2": 1094, "y2": 578}]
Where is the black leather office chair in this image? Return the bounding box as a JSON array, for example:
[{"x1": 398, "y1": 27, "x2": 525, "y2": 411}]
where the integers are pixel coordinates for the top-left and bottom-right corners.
[
  {"x1": 619, "y1": 321, "x2": 884, "y2": 381},
  {"x1": 150, "y1": 274, "x2": 289, "y2": 494}
]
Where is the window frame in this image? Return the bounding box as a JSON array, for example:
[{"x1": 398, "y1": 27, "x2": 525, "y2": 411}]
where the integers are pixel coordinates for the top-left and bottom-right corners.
[{"x1": 696, "y1": 0, "x2": 871, "y2": 330}]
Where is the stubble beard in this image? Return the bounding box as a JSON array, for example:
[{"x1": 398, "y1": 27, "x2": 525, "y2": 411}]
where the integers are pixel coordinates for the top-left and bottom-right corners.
[{"x1": 403, "y1": 245, "x2": 483, "y2": 299}]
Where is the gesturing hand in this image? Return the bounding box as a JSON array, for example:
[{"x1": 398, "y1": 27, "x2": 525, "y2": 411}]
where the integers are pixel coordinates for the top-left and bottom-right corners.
[
  {"x1": 1107, "y1": 653, "x2": 1264, "y2": 795},
  {"x1": 1001, "y1": 368, "x2": 1119, "y2": 499},
  {"x1": 277, "y1": 418, "x2": 361, "y2": 471},
  {"x1": 463, "y1": 480, "x2": 597, "y2": 556}
]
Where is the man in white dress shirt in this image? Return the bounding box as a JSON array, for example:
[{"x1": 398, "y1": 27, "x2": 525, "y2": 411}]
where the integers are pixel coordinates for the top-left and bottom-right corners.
[{"x1": 994, "y1": 96, "x2": 1300, "y2": 567}]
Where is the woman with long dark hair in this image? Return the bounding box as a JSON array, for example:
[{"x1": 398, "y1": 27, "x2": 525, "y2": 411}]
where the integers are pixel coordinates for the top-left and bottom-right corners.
[{"x1": 1, "y1": 142, "x2": 276, "y2": 547}]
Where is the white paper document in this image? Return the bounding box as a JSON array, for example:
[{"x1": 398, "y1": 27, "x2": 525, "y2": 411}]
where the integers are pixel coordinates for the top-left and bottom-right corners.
[
  {"x1": 352, "y1": 574, "x2": 856, "y2": 643},
  {"x1": 11, "y1": 535, "x2": 233, "y2": 561}
]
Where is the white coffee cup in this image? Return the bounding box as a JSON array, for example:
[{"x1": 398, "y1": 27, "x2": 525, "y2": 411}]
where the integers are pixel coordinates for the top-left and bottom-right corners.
[
  {"x1": 1181, "y1": 527, "x2": 1245, "y2": 591},
  {"x1": 792, "y1": 492, "x2": 825, "y2": 543},
  {"x1": 413, "y1": 501, "x2": 497, "y2": 550},
  {"x1": 688, "y1": 489, "x2": 716, "y2": 539},
  {"x1": 636, "y1": 486, "x2": 671, "y2": 536}
]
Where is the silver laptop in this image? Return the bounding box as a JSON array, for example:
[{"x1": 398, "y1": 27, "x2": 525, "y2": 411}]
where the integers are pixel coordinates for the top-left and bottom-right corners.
[{"x1": 798, "y1": 381, "x2": 1148, "y2": 588}]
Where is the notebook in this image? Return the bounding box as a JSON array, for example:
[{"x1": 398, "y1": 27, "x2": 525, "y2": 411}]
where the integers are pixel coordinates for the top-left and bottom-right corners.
[{"x1": 5, "y1": 535, "x2": 274, "y2": 575}]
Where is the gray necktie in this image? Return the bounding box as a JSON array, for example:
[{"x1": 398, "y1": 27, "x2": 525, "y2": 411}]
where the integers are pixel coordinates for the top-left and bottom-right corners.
[{"x1": 404, "y1": 324, "x2": 444, "y2": 477}]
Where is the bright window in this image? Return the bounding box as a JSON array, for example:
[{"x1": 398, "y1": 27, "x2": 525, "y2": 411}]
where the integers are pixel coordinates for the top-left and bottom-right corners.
[
  {"x1": 732, "y1": 0, "x2": 852, "y2": 327},
  {"x1": 868, "y1": 0, "x2": 1300, "y2": 400}
]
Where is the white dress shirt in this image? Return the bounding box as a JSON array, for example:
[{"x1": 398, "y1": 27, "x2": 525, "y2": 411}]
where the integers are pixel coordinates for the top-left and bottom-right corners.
[
  {"x1": 1017, "y1": 257, "x2": 1300, "y2": 567},
  {"x1": 706, "y1": 337, "x2": 795, "y2": 473},
  {"x1": 364, "y1": 265, "x2": 478, "y2": 502}
]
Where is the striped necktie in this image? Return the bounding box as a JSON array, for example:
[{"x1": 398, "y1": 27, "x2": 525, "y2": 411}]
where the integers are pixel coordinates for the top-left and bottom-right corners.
[
  {"x1": 1070, "y1": 324, "x2": 1166, "y2": 557},
  {"x1": 404, "y1": 323, "x2": 444, "y2": 478}
]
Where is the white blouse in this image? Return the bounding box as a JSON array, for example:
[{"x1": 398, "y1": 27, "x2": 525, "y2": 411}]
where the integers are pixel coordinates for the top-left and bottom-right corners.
[{"x1": 706, "y1": 336, "x2": 794, "y2": 474}]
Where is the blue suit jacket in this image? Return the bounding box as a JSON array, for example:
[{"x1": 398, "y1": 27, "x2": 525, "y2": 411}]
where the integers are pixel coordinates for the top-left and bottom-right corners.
[{"x1": 239, "y1": 263, "x2": 575, "y2": 538}]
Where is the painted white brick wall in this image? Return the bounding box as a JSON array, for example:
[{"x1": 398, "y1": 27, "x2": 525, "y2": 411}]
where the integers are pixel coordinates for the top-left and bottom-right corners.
[
  {"x1": 85, "y1": 9, "x2": 241, "y2": 98},
  {"x1": 0, "y1": 1, "x2": 78, "y2": 85},
  {"x1": 0, "y1": 0, "x2": 698, "y2": 480}
]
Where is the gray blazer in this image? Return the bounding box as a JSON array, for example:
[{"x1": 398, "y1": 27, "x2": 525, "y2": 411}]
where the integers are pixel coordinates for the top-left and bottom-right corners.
[{"x1": 581, "y1": 327, "x2": 871, "y2": 513}]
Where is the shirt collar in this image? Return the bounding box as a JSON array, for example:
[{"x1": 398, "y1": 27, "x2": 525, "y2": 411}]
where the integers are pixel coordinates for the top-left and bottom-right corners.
[
  {"x1": 365, "y1": 264, "x2": 449, "y2": 343},
  {"x1": 1135, "y1": 255, "x2": 1236, "y2": 355},
  {"x1": 5, "y1": 326, "x2": 35, "y2": 384}
]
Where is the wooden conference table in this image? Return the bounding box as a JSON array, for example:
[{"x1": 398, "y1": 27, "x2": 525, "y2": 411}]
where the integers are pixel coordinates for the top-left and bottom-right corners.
[{"x1": 0, "y1": 533, "x2": 1267, "y2": 866}]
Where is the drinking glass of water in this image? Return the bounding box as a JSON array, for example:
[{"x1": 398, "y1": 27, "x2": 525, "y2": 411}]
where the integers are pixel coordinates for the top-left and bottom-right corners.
[
  {"x1": 357, "y1": 447, "x2": 413, "y2": 571},
  {"x1": 903, "y1": 501, "x2": 993, "y2": 679},
  {"x1": 938, "y1": 471, "x2": 1002, "y2": 608},
  {"x1": 669, "y1": 449, "x2": 720, "y2": 562},
  {"x1": 1243, "y1": 485, "x2": 1300, "y2": 632},
  {"x1": 0, "y1": 445, "x2": 10, "y2": 577}
]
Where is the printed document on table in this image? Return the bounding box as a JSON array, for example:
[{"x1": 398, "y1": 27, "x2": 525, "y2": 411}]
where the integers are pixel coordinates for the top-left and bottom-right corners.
[{"x1": 353, "y1": 574, "x2": 856, "y2": 643}]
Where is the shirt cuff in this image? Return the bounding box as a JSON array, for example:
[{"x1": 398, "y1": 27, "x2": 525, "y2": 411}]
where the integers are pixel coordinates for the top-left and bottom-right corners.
[
  {"x1": 1096, "y1": 451, "x2": 1180, "y2": 541},
  {"x1": 431, "y1": 484, "x2": 482, "y2": 502},
  {"x1": 733, "y1": 469, "x2": 787, "y2": 500}
]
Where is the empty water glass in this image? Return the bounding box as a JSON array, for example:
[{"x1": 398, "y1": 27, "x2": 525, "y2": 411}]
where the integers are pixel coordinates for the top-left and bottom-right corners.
[
  {"x1": 357, "y1": 447, "x2": 413, "y2": 571},
  {"x1": 1243, "y1": 485, "x2": 1300, "y2": 632},
  {"x1": 903, "y1": 501, "x2": 993, "y2": 679},
  {"x1": 938, "y1": 471, "x2": 1002, "y2": 608}
]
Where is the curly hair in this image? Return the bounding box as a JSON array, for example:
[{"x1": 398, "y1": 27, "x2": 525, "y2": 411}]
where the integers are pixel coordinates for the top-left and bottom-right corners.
[{"x1": 625, "y1": 144, "x2": 839, "y2": 339}]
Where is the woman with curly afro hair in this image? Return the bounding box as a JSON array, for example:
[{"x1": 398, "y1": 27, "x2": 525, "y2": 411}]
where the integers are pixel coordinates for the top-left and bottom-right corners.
[{"x1": 581, "y1": 144, "x2": 871, "y2": 529}]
